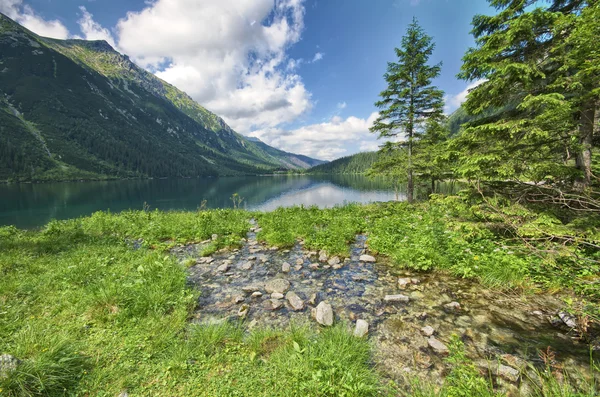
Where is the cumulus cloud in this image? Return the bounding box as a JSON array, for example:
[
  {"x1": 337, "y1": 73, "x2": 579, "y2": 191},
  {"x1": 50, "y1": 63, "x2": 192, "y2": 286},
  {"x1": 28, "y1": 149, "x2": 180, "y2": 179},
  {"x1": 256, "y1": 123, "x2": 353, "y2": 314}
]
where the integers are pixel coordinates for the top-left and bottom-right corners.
[
  {"x1": 0, "y1": 0, "x2": 69, "y2": 39},
  {"x1": 114, "y1": 0, "x2": 312, "y2": 132},
  {"x1": 444, "y1": 79, "x2": 486, "y2": 114},
  {"x1": 250, "y1": 112, "x2": 379, "y2": 160},
  {"x1": 311, "y1": 52, "x2": 324, "y2": 62},
  {"x1": 76, "y1": 6, "x2": 117, "y2": 49}
]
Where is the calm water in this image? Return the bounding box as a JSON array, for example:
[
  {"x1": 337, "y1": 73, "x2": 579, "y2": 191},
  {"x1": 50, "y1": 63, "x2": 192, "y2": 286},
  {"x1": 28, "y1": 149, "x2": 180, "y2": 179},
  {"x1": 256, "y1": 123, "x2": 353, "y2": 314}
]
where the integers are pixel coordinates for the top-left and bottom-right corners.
[{"x1": 0, "y1": 175, "x2": 405, "y2": 229}]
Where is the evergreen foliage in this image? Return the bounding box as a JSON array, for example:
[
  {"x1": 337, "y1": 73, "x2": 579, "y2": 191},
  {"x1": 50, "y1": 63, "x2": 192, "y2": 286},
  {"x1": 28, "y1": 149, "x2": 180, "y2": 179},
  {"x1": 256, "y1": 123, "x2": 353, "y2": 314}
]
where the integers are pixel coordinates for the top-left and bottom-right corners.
[{"x1": 308, "y1": 151, "x2": 378, "y2": 174}]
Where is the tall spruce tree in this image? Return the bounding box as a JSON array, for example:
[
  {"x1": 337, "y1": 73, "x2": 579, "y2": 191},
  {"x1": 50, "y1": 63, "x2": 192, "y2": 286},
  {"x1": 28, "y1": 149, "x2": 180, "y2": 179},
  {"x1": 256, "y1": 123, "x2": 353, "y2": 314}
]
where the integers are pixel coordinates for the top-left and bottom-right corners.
[
  {"x1": 456, "y1": 0, "x2": 598, "y2": 188},
  {"x1": 370, "y1": 18, "x2": 444, "y2": 203}
]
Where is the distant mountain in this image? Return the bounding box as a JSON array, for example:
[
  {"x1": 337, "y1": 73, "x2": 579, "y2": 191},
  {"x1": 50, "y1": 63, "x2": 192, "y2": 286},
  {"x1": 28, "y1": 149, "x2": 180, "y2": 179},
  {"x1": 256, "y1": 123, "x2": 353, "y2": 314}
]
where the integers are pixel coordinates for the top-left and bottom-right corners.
[
  {"x1": 308, "y1": 151, "x2": 378, "y2": 174},
  {"x1": 0, "y1": 13, "x2": 324, "y2": 182}
]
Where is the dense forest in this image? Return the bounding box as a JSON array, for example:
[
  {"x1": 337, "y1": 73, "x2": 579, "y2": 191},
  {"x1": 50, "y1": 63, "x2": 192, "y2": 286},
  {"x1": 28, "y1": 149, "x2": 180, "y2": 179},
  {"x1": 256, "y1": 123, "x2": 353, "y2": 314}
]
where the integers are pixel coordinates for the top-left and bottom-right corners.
[{"x1": 308, "y1": 151, "x2": 378, "y2": 174}]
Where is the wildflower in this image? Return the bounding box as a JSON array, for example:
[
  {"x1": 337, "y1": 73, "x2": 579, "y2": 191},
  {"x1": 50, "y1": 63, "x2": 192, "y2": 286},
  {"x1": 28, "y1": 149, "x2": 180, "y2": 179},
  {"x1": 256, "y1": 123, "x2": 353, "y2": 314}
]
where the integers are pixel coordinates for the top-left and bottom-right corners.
[{"x1": 473, "y1": 255, "x2": 479, "y2": 260}]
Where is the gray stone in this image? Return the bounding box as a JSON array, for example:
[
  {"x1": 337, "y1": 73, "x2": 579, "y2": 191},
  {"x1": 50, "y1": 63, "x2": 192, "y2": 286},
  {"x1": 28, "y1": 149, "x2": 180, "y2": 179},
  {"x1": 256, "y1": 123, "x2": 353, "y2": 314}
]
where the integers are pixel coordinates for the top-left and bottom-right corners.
[
  {"x1": 265, "y1": 279, "x2": 291, "y2": 294},
  {"x1": 286, "y1": 291, "x2": 305, "y2": 311},
  {"x1": 308, "y1": 293, "x2": 318, "y2": 305},
  {"x1": 0, "y1": 354, "x2": 20, "y2": 378},
  {"x1": 359, "y1": 254, "x2": 376, "y2": 263},
  {"x1": 497, "y1": 364, "x2": 520, "y2": 382},
  {"x1": 271, "y1": 292, "x2": 284, "y2": 299},
  {"x1": 282, "y1": 262, "x2": 291, "y2": 273},
  {"x1": 211, "y1": 234, "x2": 218, "y2": 240},
  {"x1": 319, "y1": 251, "x2": 328, "y2": 262},
  {"x1": 232, "y1": 294, "x2": 245, "y2": 304},
  {"x1": 328, "y1": 256, "x2": 341, "y2": 265},
  {"x1": 444, "y1": 301, "x2": 461, "y2": 312},
  {"x1": 264, "y1": 299, "x2": 283, "y2": 310},
  {"x1": 238, "y1": 304, "x2": 249, "y2": 318},
  {"x1": 240, "y1": 262, "x2": 253, "y2": 270},
  {"x1": 216, "y1": 263, "x2": 230, "y2": 272},
  {"x1": 398, "y1": 278, "x2": 411, "y2": 289},
  {"x1": 428, "y1": 337, "x2": 449, "y2": 355},
  {"x1": 384, "y1": 294, "x2": 409, "y2": 303},
  {"x1": 242, "y1": 285, "x2": 260, "y2": 293},
  {"x1": 421, "y1": 326, "x2": 435, "y2": 336},
  {"x1": 558, "y1": 312, "x2": 577, "y2": 329},
  {"x1": 354, "y1": 319, "x2": 369, "y2": 337},
  {"x1": 295, "y1": 258, "x2": 304, "y2": 266},
  {"x1": 411, "y1": 278, "x2": 420, "y2": 284},
  {"x1": 295, "y1": 264, "x2": 303, "y2": 271},
  {"x1": 315, "y1": 301, "x2": 334, "y2": 326},
  {"x1": 309, "y1": 263, "x2": 320, "y2": 270},
  {"x1": 251, "y1": 291, "x2": 263, "y2": 298}
]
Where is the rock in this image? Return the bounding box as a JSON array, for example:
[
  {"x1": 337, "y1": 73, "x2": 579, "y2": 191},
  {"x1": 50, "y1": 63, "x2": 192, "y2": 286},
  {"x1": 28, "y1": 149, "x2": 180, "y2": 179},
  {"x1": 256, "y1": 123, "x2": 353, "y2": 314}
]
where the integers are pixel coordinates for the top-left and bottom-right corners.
[
  {"x1": 295, "y1": 264, "x2": 303, "y2": 271},
  {"x1": 308, "y1": 293, "x2": 318, "y2": 305},
  {"x1": 497, "y1": 364, "x2": 520, "y2": 383},
  {"x1": 238, "y1": 304, "x2": 250, "y2": 318},
  {"x1": 0, "y1": 354, "x2": 20, "y2": 378},
  {"x1": 282, "y1": 262, "x2": 291, "y2": 273},
  {"x1": 265, "y1": 279, "x2": 291, "y2": 294},
  {"x1": 443, "y1": 301, "x2": 461, "y2": 312},
  {"x1": 216, "y1": 263, "x2": 230, "y2": 272},
  {"x1": 558, "y1": 311, "x2": 577, "y2": 329},
  {"x1": 398, "y1": 278, "x2": 411, "y2": 289},
  {"x1": 359, "y1": 254, "x2": 376, "y2": 263},
  {"x1": 332, "y1": 264, "x2": 342, "y2": 270},
  {"x1": 240, "y1": 262, "x2": 253, "y2": 270},
  {"x1": 251, "y1": 291, "x2": 263, "y2": 298},
  {"x1": 328, "y1": 256, "x2": 341, "y2": 265},
  {"x1": 421, "y1": 326, "x2": 435, "y2": 337},
  {"x1": 228, "y1": 255, "x2": 236, "y2": 260},
  {"x1": 242, "y1": 286, "x2": 260, "y2": 293},
  {"x1": 270, "y1": 246, "x2": 279, "y2": 251},
  {"x1": 354, "y1": 319, "x2": 369, "y2": 337},
  {"x1": 211, "y1": 234, "x2": 218, "y2": 240},
  {"x1": 264, "y1": 299, "x2": 283, "y2": 310},
  {"x1": 286, "y1": 291, "x2": 305, "y2": 311},
  {"x1": 315, "y1": 302, "x2": 334, "y2": 326},
  {"x1": 384, "y1": 294, "x2": 409, "y2": 303},
  {"x1": 411, "y1": 278, "x2": 420, "y2": 284},
  {"x1": 248, "y1": 255, "x2": 257, "y2": 260},
  {"x1": 271, "y1": 292, "x2": 284, "y2": 299},
  {"x1": 295, "y1": 258, "x2": 304, "y2": 266},
  {"x1": 500, "y1": 354, "x2": 527, "y2": 369},
  {"x1": 232, "y1": 295, "x2": 245, "y2": 304},
  {"x1": 309, "y1": 263, "x2": 320, "y2": 270},
  {"x1": 319, "y1": 251, "x2": 328, "y2": 262},
  {"x1": 428, "y1": 337, "x2": 449, "y2": 355}
]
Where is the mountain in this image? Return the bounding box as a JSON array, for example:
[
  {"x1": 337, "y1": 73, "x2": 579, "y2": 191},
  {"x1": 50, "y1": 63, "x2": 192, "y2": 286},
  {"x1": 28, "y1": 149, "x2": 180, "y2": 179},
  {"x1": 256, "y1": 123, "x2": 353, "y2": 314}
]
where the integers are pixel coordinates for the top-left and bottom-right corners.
[
  {"x1": 0, "y1": 13, "x2": 324, "y2": 182},
  {"x1": 308, "y1": 151, "x2": 378, "y2": 174}
]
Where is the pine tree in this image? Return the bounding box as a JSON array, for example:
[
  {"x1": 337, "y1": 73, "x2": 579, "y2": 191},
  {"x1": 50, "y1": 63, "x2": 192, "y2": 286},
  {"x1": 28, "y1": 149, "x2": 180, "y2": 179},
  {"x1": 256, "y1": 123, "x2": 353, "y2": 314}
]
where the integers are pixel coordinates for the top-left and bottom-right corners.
[
  {"x1": 370, "y1": 18, "x2": 444, "y2": 202},
  {"x1": 456, "y1": 0, "x2": 598, "y2": 187}
]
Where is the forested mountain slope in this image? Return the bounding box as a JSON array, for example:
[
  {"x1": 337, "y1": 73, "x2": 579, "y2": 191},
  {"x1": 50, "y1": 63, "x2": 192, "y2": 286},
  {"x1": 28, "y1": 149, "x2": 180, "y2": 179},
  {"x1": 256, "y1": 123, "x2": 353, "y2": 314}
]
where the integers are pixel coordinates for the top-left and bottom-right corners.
[
  {"x1": 308, "y1": 151, "x2": 378, "y2": 174},
  {"x1": 0, "y1": 13, "x2": 323, "y2": 181}
]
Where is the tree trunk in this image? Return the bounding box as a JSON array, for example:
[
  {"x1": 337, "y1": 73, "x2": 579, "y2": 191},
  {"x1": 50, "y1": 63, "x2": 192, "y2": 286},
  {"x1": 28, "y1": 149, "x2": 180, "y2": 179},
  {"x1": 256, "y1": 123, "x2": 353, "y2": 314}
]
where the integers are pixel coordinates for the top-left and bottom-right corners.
[
  {"x1": 431, "y1": 178, "x2": 435, "y2": 194},
  {"x1": 407, "y1": 138, "x2": 413, "y2": 203},
  {"x1": 575, "y1": 100, "x2": 595, "y2": 188}
]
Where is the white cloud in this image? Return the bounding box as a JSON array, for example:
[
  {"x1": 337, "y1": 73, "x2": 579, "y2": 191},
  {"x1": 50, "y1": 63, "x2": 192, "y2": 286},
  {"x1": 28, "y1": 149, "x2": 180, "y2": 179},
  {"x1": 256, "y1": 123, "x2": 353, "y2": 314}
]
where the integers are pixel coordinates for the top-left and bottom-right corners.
[
  {"x1": 360, "y1": 141, "x2": 380, "y2": 152},
  {"x1": 0, "y1": 0, "x2": 69, "y2": 39},
  {"x1": 250, "y1": 112, "x2": 379, "y2": 160},
  {"x1": 444, "y1": 79, "x2": 486, "y2": 114},
  {"x1": 311, "y1": 52, "x2": 323, "y2": 62},
  {"x1": 337, "y1": 101, "x2": 347, "y2": 109},
  {"x1": 115, "y1": 0, "x2": 312, "y2": 132},
  {"x1": 76, "y1": 6, "x2": 117, "y2": 49}
]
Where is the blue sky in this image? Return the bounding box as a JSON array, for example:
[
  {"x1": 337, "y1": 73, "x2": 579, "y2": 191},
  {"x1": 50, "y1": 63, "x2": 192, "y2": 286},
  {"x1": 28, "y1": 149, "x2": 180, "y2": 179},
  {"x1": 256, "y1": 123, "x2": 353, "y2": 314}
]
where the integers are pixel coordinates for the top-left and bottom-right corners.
[{"x1": 1, "y1": 0, "x2": 494, "y2": 160}]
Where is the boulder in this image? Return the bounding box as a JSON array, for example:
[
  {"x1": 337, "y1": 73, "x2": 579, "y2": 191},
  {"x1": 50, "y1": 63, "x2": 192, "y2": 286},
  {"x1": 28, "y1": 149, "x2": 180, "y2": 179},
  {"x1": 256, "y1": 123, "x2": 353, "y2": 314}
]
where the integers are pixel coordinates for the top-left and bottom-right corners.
[
  {"x1": 265, "y1": 279, "x2": 291, "y2": 294},
  {"x1": 286, "y1": 291, "x2": 305, "y2": 311},
  {"x1": 359, "y1": 254, "x2": 376, "y2": 263},
  {"x1": 354, "y1": 319, "x2": 369, "y2": 337},
  {"x1": 315, "y1": 302, "x2": 334, "y2": 326}
]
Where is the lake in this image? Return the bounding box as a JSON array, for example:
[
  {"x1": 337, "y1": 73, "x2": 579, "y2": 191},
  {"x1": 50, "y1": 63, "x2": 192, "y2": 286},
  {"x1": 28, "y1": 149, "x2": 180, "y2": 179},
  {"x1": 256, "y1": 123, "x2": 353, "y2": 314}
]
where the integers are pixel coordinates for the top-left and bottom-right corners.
[{"x1": 0, "y1": 175, "x2": 405, "y2": 229}]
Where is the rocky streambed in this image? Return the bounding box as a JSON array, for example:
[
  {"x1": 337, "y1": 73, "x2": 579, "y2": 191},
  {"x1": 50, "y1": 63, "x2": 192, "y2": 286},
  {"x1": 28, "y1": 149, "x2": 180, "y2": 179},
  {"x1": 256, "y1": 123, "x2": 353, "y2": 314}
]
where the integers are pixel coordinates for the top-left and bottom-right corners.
[{"x1": 171, "y1": 223, "x2": 599, "y2": 394}]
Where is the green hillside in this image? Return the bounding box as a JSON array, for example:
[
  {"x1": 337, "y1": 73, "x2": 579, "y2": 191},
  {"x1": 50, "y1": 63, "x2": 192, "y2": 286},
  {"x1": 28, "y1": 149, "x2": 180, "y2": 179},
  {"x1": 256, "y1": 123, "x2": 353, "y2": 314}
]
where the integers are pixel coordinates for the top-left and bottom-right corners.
[
  {"x1": 0, "y1": 13, "x2": 323, "y2": 182},
  {"x1": 308, "y1": 151, "x2": 378, "y2": 174}
]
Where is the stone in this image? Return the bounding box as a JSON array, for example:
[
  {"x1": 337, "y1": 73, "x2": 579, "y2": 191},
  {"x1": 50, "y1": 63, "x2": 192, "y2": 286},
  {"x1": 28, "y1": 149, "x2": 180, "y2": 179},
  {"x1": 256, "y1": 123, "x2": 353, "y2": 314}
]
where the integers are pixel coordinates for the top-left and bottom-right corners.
[
  {"x1": 354, "y1": 319, "x2": 369, "y2": 337},
  {"x1": 558, "y1": 311, "x2": 577, "y2": 329},
  {"x1": 309, "y1": 263, "x2": 320, "y2": 270},
  {"x1": 444, "y1": 301, "x2": 461, "y2": 312},
  {"x1": 242, "y1": 286, "x2": 260, "y2": 293},
  {"x1": 384, "y1": 294, "x2": 409, "y2": 303},
  {"x1": 295, "y1": 265, "x2": 303, "y2": 271},
  {"x1": 411, "y1": 278, "x2": 420, "y2": 284},
  {"x1": 398, "y1": 278, "x2": 411, "y2": 289},
  {"x1": 328, "y1": 256, "x2": 341, "y2": 265},
  {"x1": 319, "y1": 251, "x2": 328, "y2": 262},
  {"x1": 271, "y1": 292, "x2": 284, "y2": 299},
  {"x1": 308, "y1": 293, "x2": 318, "y2": 305},
  {"x1": 237, "y1": 304, "x2": 250, "y2": 318},
  {"x1": 251, "y1": 291, "x2": 263, "y2": 298},
  {"x1": 332, "y1": 264, "x2": 342, "y2": 270},
  {"x1": 286, "y1": 291, "x2": 305, "y2": 311},
  {"x1": 248, "y1": 255, "x2": 257, "y2": 260},
  {"x1": 264, "y1": 299, "x2": 283, "y2": 310},
  {"x1": 497, "y1": 364, "x2": 520, "y2": 383},
  {"x1": 241, "y1": 262, "x2": 253, "y2": 270},
  {"x1": 282, "y1": 262, "x2": 291, "y2": 273},
  {"x1": 0, "y1": 354, "x2": 20, "y2": 378},
  {"x1": 421, "y1": 326, "x2": 435, "y2": 337},
  {"x1": 228, "y1": 255, "x2": 236, "y2": 260},
  {"x1": 359, "y1": 254, "x2": 376, "y2": 263},
  {"x1": 211, "y1": 234, "x2": 218, "y2": 240},
  {"x1": 232, "y1": 294, "x2": 245, "y2": 304},
  {"x1": 216, "y1": 263, "x2": 230, "y2": 272},
  {"x1": 270, "y1": 246, "x2": 279, "y2": 251},
  {"x1": 315, "y1": 302, "x2": 334, "y2": 326},
  {"x1": 265, "y1": 279, "x2": 291, "y2": 294},
  {"x1": 295, "y1": 258, "x2": 304, "y2": 266},
  {"x1": 428, "y1": 337, "x2": 449, "y2": 355}
]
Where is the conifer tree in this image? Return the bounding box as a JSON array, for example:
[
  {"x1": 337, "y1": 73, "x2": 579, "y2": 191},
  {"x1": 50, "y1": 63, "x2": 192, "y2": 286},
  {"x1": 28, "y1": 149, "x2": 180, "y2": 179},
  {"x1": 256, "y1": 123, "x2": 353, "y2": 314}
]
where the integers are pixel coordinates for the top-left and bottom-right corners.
[{"x1": 370, "y1": 18, "x2": 444, "y2": 202}]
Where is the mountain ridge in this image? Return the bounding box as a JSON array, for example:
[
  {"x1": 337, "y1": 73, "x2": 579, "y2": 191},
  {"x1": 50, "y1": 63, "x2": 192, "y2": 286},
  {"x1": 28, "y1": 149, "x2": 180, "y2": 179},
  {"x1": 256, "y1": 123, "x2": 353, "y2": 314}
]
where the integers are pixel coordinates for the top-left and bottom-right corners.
[{"x1": 0, "y1": 13, "x2": 325, "y2": 182}]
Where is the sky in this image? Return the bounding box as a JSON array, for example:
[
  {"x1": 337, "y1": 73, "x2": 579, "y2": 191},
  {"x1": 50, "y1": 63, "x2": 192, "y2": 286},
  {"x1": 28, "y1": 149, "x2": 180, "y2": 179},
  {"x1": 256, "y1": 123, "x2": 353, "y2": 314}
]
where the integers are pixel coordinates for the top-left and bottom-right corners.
[{"x1": 0, "y1": 0, "x2": 494, "y2": 161}]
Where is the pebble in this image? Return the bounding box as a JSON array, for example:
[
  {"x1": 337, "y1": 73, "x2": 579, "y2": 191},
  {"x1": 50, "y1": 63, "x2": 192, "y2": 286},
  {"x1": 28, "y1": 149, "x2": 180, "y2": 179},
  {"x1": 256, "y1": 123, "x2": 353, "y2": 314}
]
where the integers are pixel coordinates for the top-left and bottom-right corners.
[
  {"x1": 428, "y1": 337, "x2": 449, "y2": 355},
  {"x1": 241, "y1": 262, "x2": 253, "y2": 270},
  {"x1": 271, "y1": 292, "x2": 284, "y2": 299},
  {"x1": 359, "y1": 254, "x2": 376, "y2": 263},
  {"x1": 242, "y1": 286, "x2": 260, "y2": 293},
  {"x1": 216, "y1": 263, "x2": 230, "y2": 272},
  {"x1": 354, "y1": 319, "x2": 369, "y2": 337},
  {"x1": 251, "y1": 291, "x2": 263, "y2": 298},
  {"x1": 282, "y1": 262, "x2": 291, "y2": 273},
  {"x1": 232, "y1": 295, "x2": 245, "y2": 304},
  {"x1": 421, "y1": 326, "x2": 435, "y2": 337},
  {"x1": 286, "y1": 291, "x2": 305, "y2": 311},
  {"x1": 558, "y1": 312, "x2": 577, "y2": 329},
  {"x1": 328, "y1": 256, "x2": 341, "y2": 265},
  {"x1": 497, "y1": 364, "x2": 520, "y2": 382},
  {"x1": 384, "y1": 294, "x2": 409, "y2": 303},
  {"x1": 398, "y1": 278, "x2": 411, "y2": 289},
  {"x1": 265, "y1": 279, "x2": 291, "y2": 294},
  {"x1": 295, "y1": 264, "x2": 303, "y2": 271},
  {"x1": 309, "y1": 263, "x2": 320, "y2": 270},
  {"x1": 295, "y1": 258, "x2": 304, "y2": 266},
  {"x1": 444, "y1": 301, "x2": 461, "y2": 312}
]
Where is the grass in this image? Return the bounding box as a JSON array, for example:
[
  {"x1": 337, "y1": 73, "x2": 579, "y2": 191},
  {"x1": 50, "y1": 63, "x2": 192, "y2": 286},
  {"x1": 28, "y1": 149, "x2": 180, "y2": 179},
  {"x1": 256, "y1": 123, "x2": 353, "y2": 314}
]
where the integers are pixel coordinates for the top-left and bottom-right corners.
[{"x1": 1, "y1": 197, "x2": 599, "y2": 395}]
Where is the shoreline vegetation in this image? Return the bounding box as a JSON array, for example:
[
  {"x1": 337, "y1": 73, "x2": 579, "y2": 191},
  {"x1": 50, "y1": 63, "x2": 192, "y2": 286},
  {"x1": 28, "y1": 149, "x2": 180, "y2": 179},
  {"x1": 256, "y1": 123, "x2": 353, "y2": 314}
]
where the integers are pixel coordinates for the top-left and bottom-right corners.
[{"x1": 1, "y1": 195, "x2": 598, "y2": 396}]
